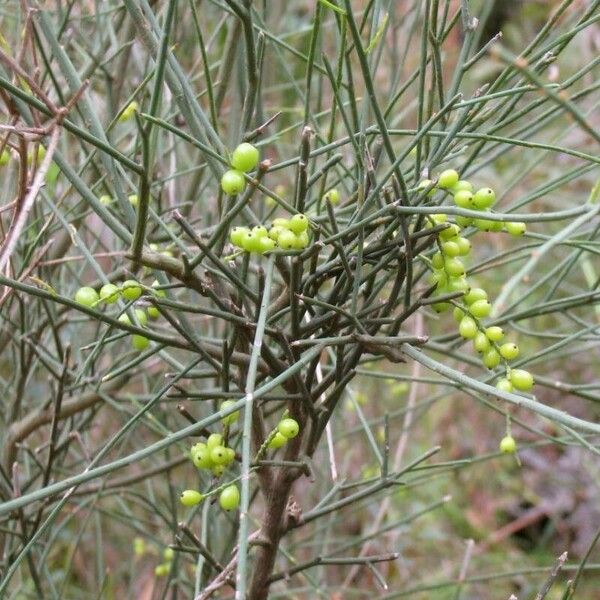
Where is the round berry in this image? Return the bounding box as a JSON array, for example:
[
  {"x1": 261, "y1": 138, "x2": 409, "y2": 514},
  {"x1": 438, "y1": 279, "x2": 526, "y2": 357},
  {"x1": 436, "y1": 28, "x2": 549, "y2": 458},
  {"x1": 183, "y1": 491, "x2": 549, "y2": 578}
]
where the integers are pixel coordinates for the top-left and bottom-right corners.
[
  {"x1": 455, "y1": 216, "x2": 473, "y2": 228},
  {"x1": 469, "y1": 299, "x2": 492, "y2": 318},
  {"x1": 212, "y1": 464, "x2": 226, "y2": 477},
  {"x1": 444, "y1": 258, "x2": 465, "y2": 277},
  {"x1": 289, "y1": 213, "x2": 309, "y2": 234},
  {"x1": 473, "y1": 332, "x2": 491, "y2": 353},
  {"x1": 453, "y1": 190, "x2": 473, "y2": 209},
  {"x1": 100, "y1": 283, "x2": 120, "y2": 304},
  {"x1": 221, "y1": 169, "x2": 246, "y2": 195},
  {"x1": 453, "y1": 307, "x2": 465, "y2": 323},
  {"x1": 441, "y1": 241, "x2": 460, "y2": 257},
  {"x1": 418, "y1": 179, "x2": 435, "y2": 197},
  {"x1": 210, "y1": 445, "x2": 229, "y2": 465},
  {"x1": 431, "y1": 252, "x2": 445, "y2": 270},
  {"x1": 207, "y1": 433, "x2": 223, "y2": 449},
  {"x1": 132, "y1": 335, "x2": 150, "y2": 351},
  {"x1": 99, "y1": 194, "x2": 112, "y2": 205},
  {"x1": 278, "y1": 417, "x2": 300, "y2": 439},
  {"x1": 147, "y1": 306, "x2": 160, "y2": 320},
  {"x1": 121, "y1": 280, "x2": 142, "y2": 301},
  {"x1": 439, "y1": 224, "x2": 460, "y2": 241},
  {"x1": 455, "y1": 237, "x2": 471, "y2": 256},
  {"x1": 505, "y1": 221, "x2": 526, "y2": 236},
  {"x1": 324, "y1": 189, "x2": 340, "y2": 204},
  {"x1": 223, "y1": 448, "x2": 236, "y2": 465},
  {"x1": 230, "y1": 226, "x2": 249, "y2": 248},
  {"x1": 447, "y1": 276, "x2": 469, "y2": 294},
  {"x1": 231, "y1": 142, "x2": 259, "y2": 172},
  {"x1": 268, "y1": 432, "x2": 287, "y2": 449},
  {"x1": 472, "y1": 187, "x2": 496, "y2": 209},
  {"x1": 221, "y1": 400, "x2": 240, "y2": 425},
  {"x1": 269, "y1": 226, "x2": 285, "y2": 241},
  {"x1": 252, "y1": 225, "x2": 268, "y2": 238},
  {"x1": 294, "y1": 231, "x2": 310, "y2": 249},
  {"x1": 0, "y1": 149, "x2": 10, "y2": 166},
  {"x1": 277, "y1": 230, "x2": 297, "y2": 250},
  {"x1": 259, "y1": 236, "x2": 276, "y2": 254},
  {"x1": 163, "y1": 548, "x2": 175, "y2": 561},
  {"x1": 432, "y1": 302, "x2": 450, "y2": 313},
  {"x1": 489, "y1": 220, "x2": 504, "y2": 232},
  {"x1": 272, "y1": 217, "x2": 291, "y2": 229},
  {"x1": 119, "y1": 101, "x2": 138, "y2": 122},
  {"x1": 118, "y1": 308, "x2": 147, "y2": 327},
  {"x1": 128, "y1": 194, "x2": 138, "y2": 206},
  {"x1": 499, "y1": 435, "x2": 517, "y2": 454},
  {"x1": 473, "y1": 218, "x2": 494, "y2": 231},
  {"x1": 483, "y1": 348, "x2": 501, "y2": 369},
  {"x1": 180, "y1": 490, "x2": 204, "y2": 507},
  {"x1": 438, "y1": 169, "x2": 459, "y2": 189},
  {"x1": 75, "y1": 286, "x2": 99, "y2": 308},
  {"x1": 219, "y1": 485, "x2": 240, "y2": 511},
  {"x1": 451, "y1": 180, "x2": 473, "y2": 194},
  {"x1": 496, "y1": 378, "x2": 513, "y2": 393},
  {"x1": 499, "y1": 343, "x2": 519, "y2": 361},
  {"x1": 509, "y1": 369, "x2": 534, "y2": 391},
  {"x1": 155, "y1": 564, "x2": 169, "y2": 577},
  {"x1": 152, "y1": 280, "x2": 166, "y2": 298},
  {"x1": 241, "y1": 231, "x2": 263, "y2": 253},
  {"x1": 431, "y1": 214, "x2": 447, "y2": 225},
  {"x1": 464, "y1": 287, "x2": 487, "y2": 305},
  {"x1": 459, "y1": 316, "x2": 477, "y2": 339},
  {"x1": 485, "y1": 326, "x2": 504, "y2": 342},
  {"x1": 428, "y1": 269, "x2": 447, "y2": 289},
  {"x1": 191, "y1": 444, "x2": 213, "y2": 469}
]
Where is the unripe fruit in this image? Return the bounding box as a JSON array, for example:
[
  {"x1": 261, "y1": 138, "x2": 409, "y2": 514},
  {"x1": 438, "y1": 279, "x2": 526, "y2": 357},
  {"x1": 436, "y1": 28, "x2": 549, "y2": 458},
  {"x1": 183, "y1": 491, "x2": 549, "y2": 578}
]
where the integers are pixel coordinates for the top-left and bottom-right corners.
[
  {"x1": 453, "y1": 190, "x2": 473, "y2": 209},
  {"x1": 252, "y1": 225, "x2": 268, "y2": 238},
  {"x1": 118, "y1": 308, "x2": 148, "y2": 327},
  {"x1": 128, "y1": 194, "x2": 138, "y2": 206},
  {"x1": 259, "y1": 237, "x2": 276, "y2": 253},
  {"x1": 221, "y1": 169, "x2": 246, "y2": 195},
  {"x1": 432, "y1": 302, "x2": 450, "y2": 313},
  {"x1": 418, "y1": 179, "x2": 435, "y2": 196},
  {"x1": 505, "y1": 221, "x2": 526, "y2": 236},
  {"x1": 499, "y1": 435, "x2": 517, "y2": 454},
  {"x1": 441, "y1": 241, "x2": 460, "y2": 257},
  {"x1": 444, "y1": 258, "x2": 465, "y2": 277},
  {"x1": 428, "y1": 269, "x2": 447, "y2": 288},
  {"x1": 509, "y1": 369, "x2": 534, "y2": 391},
  {"x1": 268, "y1": 432, "x2": 287, "y2": 449},
  {"x1": 231, "y1": 142, "x2": 259, "y2": 172},
  {"x1": 99, "y1": 194, "x2": 112, "y2": 205},
  {"x1": 455, "y1": 237, "x2": 472, "y2": 256},
  {"x1": 431, "y1": 214, "x2": 447, "y2": 225},
  {"x1": 459, "y1": 316, "x2": 477, "y2": 339},
  {"x1": 100, "y1": 283, "x2": 120, "y2": 304},
  {"x1": 210, "y1": 446, "x2": 229, "y2": 465},
  {"x1": 27, "y1": 145, "x2": 46, "y2": 164},
  {"x1": 147, "y1": 306, "x2": 160, "y2": 319},
  {"x1": 155, "y1": 564, "x2": 169, "y2": 577},
  {"x1": 489, "y1": 220, "x2": 504, "y2": 232},
  {"x1": 483, "y1": 348, "x2": 501, "y2": 369},
  {"x1": 191, "y1": 444, "x2": 213, "y2": 469},
  {"x1": 485, "y1": 326, "x2": 504, "y2": 342},
  {"x1": 221, "y1": 400, "x2": 240, "y2": 425},
  {"x1": 448, "y1": 276, "x2": 469, "y2": 294},
  {"x1": 472, "y1": 187, "x2": 496, "y2": 209},
  {"x1": 272, "y1": 217, "x2": 291, "y2": 229},
  {"x1": 294, "y1": 231, "x2": 310, "y2": 249},
  {"x1": 163, "y1": 548, "x2": 175, "y2": 561},
  {"x1": 473, "y1": 218, "x2": 494, "y2": 231},
  {"x1": 278, "y1": 418, "x2": 300, "y2": 439},
  {"x1": 324, "y1": 188, "x2": 340, "y2": 204},
  {"x1": 464, "y1": 287, "x2": 487, "y2": 305},
  {"x1": 219, "y1": 485, "x2": 240, "y2": 511},
  {"x1": 451, "y1": 180, "x2": 473, "y2": 194},
  {"x1": 438, "y1": 169, "x2": 459, "y2": 189},
  {"x1": 288, "y1": 214, "x2": 309, "y2": 234},
  {"x1": 207, "y1": 433, "x2": 223, "y2": 449},
  {"x1": 241, "y1": 231, "x2": 263, "y2": 253},
  {"x1": 212, "y1": 464, "x2": 226, "y2": 477},
  {"x1": 0, "y1": 149, "x2": 10, "y2": 166},
  {"x1": 456, "y1": 216, "x2": 473, "y2": 227},
  {"x1": 75, "y1": 286, "x2": 99, "y2": 307},
  {"x1": 122, "y1": 280, "x2": 142, "y2": 301},
  {"x1": 496, "y1": 378, "x2": 513, "y2": 393},
  {"x1": 132, "y1": 335, "x2": 150, "y2": 351},
  {"x1": 499, "y1": 343, "x2": 519, "y2": 361},
  {"x1": 473, "y1": 332, "x2": 491, "y2": 353},
  {"x1": 119, "y1": 101, "x2": 138, "y2": 122},
  {"x1": 431, "y1": 252, "x2": 445, "y2": 270},
  {"x1": 180, "y1": 490, "x2": 204, "y2": 507},
  {"x1": 439, "y1": 224, "x2": 460, "y2": 241},
  {"x1": 224, "y1": 448, "x2": 236, "y2": 465},
  {"x1": 277, "y1": 230, "x2": 297, "y2": 250},
  {"x1": 453, "y1": 307, "x2": 465, "y2": 323},
  {"x1": 269, "y1": 226, "x2": 285, "y2": 241},
  {"x1": 230, "y1": 227, "x2": 249, "y2": 247},
  {"x1": 469, "y1": 299, "x2": 492, "y2": 318}
]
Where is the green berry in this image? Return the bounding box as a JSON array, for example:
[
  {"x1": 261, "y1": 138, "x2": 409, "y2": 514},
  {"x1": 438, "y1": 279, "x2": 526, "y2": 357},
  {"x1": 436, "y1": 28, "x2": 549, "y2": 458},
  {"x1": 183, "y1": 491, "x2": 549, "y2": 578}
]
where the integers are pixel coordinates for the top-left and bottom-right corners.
[
  {"x1": 212, "y1": 464, "x2": 226, "y2": 477},
  {"x1": 473, "y1": 332, "x2": 491, "y2": 353},
  {"x1": 496, "y1": 378, "x2": 513, "y2": 393},
  {"x1": 119, "y1": 101, "x2": 138, "y2": 122},
  {"x1": 191, "y1": 444, "x2": 213, "y2": 469},
  {"x1": 432, "y1": 302, "x2": 450, "y2": 313},
  {"x1": 100, "y1": 283, "x2": 120, "y2": 304},
  {"x1": 221, "y1": 169, "x2": 246, "y2": 195},
  {"x1": 459, "y1": 316, "x2": 477, "y2": 339},
  {"x1": 483, "y1": 348, "x2": 501, "y2": 369},
  {"x1": 431, "y1": 252, "x2": 445, "y2": 270},
  {"x1": 509, "y1": 369, "x2": 534, "y2": 391},
  {"x1": 241, "y1": 231, "x2": 263, "y2": 253},
  {"x1": 472, "y1": 187, "x2": 496, "y2": 209},
  {"x1": 464, "y1": 287, "x2": 487, "y2": 305},
  {"x1": 277, "y1": 230, "x2": 297, "y2": 250},
  {"x1": 455, "y1": 237, "x2": 471, "y2": 256},
  {"x1": 499, "y1": 343, "x2": 519, "y2": 361},
  {"x1": 489, "y1": 220, "x2": 504, "y2": 232},
  {"x1": 219, "y1": 485, "x2": 240, "y2": 511},
  {"x1": 210, "y1": 446, "x2": 229, "y2": 465},
  {"x1": 122, "y1": 280, "x2": 142, "y2": 301},
  {"x1": 230, "y1": 226, "x2": 249, "y2": 247},
  {"x1": 441, "y1": 241, "x2": 460, "y2": 257},
  {"x1": 75, "y1": 286, "x2": 99, "y2": 308},
  {"x1": 485, "y1": 326, "x2": 504, "y2": 342},
  {"x1": 180, "y1": 490, "x2": 204, "y2": 507},
  {"x1": 451, "y1": 180, "x2": 473, "y2": 194},
  {"x1": 272, "y1": 217, "x2": 291, "y2": 229},
  {"x1": 155, "y1": 564, "x2": 170, "y2": 577},
  {"x1": 453, "y1": 307, "x2": 465, "y2": 323},
  {"x1": 278, "y1": 418, "x2": 300, "y2": 439},
  {"x1": 473, "y1": 218, "x2": 494, "y2": 231},
  {"x1": 444, "y1": 258, "x2": 465, "y2": 277},
  {"x1": 221, "y1": 400, "x2": 240, "y2": 425},
  {"x1": 431, "y1": 214, "x2": 447, "y2": 225},
  {"x1": 207, "y1": 433, "x2": 223, "y2": 449},
  {"x1": 453, "y1": 190, "x2": 473, "y2": 209},
  {"x1": 147, "y1": 306, "x2": 160, "y2": 320},
  {"x1": 469, "y1": 299, "x2": 492, "y2": 318},
  {"x1": 132, "y1": 335, "x2": 149, "y2": 351},
  {"x1": 152, "y1": 280, "x2": 166, "y2": 298},
  {"x1": 128, "y1": 194, "x2": 138, "y2": 206},
  {"x1": 0, "y1": 149, "x2": 10, "y2": 166},
  {"x1": 288, "y1": 213, "x2": 309, "y2": 234},
  {"x1": 428, "y1": 269, "x2": 447, "y2": 289},
  {"x1": 505, "y1": 221, "x2": 526, "y2": 236},
  {"x1": 455, "y1": 216, "x2": 473, "y2": 227},
  {"x1": 118, "y1": 308, "x2": 147, "y2": 327},
  {"x1": 269, "y1": 226, "x2": 285, "y2": 241},
  {"x1": 252, "y1": 225, "x2": 268, "y2": 238},
  {"x1": 324, "y1": 189, "x2": 340, "y2": 204},
  {"x1": 418, "y1": 179, "x2": 435, "y2": 197},
  {"x1": 231, "y1": 142, "x2": 259, "y2": 172},
  {"x1": 439, "y1": 224, "x2": 460, "y2": 241},
  {"x1": 294, "y1": 231, "x2": 309, "y2": 249},
  {"x1": 447, "y1": 276, "x2": 469, "y2": 294},
  {"x1": 99, "y1": 194, "x2": 112, "y2": 205},
  {"x1": 163, "y1": 548, "x2": 175, "y2": 561},
  {"x1": 499, "y1": 435, "x2": 517, "y2": 454},
  {"x1": 259, "y1": 237, "x2": 276, "y2": 253},
  {"x1": 438, "y1": 169, "x2": 459, "y2": 189},
  {"x1": 268, "y1": 432, "x2": 287, "y2": 449}
]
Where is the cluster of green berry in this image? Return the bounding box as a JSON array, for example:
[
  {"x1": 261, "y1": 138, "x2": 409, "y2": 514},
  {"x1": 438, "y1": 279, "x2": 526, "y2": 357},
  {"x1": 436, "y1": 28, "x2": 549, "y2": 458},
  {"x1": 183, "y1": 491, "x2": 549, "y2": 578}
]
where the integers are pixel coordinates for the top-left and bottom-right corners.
[
  {"x1": 220, "y1": 142, "x2": 260, "y2": 196},
  {"x1": 189, "y1": 431, "x2": 237, "y2": 478},
  {"x1": 74, "y1": 279, "x2": 164, "y2": 351},
  {"x1": 229, "y1": 214, "x2": 310, "y2": 254},
  {"x1": 154, "y1": 547, "x2": 175, "y2": 577},
  {"x1": 267, "y1": 417, "x2": 300, "y2": 449},
  {"x1": 425, "y1": 169, "x2": 535, "y2": 454}
]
